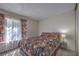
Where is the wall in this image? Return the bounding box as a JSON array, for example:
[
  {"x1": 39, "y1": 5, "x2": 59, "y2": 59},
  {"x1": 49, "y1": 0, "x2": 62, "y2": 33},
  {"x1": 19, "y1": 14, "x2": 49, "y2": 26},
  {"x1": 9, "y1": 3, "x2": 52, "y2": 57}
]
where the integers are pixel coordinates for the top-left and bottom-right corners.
[
  {"x1": 39, "y1": 10, "x2": 75, "y2": 51},
  {"x1": 75, "y1": 4, "x2": 79, "y2": 55},
  {"x1": 78, "y1": 4, "x2": 79, "y2": 55},
  {"x1": 27, "y1": 19, "x2": 38, "y2": 38}
]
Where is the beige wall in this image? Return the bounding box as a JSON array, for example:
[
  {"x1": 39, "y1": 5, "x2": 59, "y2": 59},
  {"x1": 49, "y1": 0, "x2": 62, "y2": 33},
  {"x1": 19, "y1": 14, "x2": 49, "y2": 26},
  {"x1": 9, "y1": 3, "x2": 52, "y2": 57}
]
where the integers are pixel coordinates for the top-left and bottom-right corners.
[
  {"x1": 75, "y1": 4, "x2": 79, "y2": 55},
  {"x1": 27, "y1": 19, "x2": 38, "y2": 37},
  {"x1": 39, "y1": 10, "x2": 75, "y2": 51},
  {"x1": 78, "y1": 4, "x2": 79, "y2": 55}
]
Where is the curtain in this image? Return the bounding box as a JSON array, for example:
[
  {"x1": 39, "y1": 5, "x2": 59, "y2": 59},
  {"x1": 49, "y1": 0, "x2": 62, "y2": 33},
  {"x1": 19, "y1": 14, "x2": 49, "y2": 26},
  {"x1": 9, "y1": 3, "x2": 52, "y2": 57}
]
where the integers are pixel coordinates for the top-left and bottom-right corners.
[
  {"x1": 0, "y1": 13, "x2": 4, "y2": 43},
  {"x1": 21, "y1": 19, "x2": 27, "y2": 40}
]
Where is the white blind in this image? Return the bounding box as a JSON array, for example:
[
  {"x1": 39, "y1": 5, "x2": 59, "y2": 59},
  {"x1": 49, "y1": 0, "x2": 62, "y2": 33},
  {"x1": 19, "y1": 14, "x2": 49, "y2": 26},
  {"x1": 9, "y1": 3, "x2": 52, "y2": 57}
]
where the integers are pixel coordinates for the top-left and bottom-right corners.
[{"x1": 4, "y1": 17, "x2": 22, "y2": 43}]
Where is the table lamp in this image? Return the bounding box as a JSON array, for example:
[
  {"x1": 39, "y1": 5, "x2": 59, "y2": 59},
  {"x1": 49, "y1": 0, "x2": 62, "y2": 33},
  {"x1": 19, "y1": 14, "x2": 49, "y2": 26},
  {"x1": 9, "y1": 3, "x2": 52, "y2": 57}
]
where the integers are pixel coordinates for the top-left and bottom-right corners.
[{"x1": 61, "y1": 33, "x2": 66, "y2": 42}]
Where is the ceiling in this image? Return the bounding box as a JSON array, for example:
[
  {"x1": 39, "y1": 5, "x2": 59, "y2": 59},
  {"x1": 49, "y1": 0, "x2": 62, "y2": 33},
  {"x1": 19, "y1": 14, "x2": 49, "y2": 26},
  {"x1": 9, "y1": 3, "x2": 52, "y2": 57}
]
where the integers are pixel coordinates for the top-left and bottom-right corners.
[{"x1": 0, "y1": 3, "x2": 75, "y2": 20}]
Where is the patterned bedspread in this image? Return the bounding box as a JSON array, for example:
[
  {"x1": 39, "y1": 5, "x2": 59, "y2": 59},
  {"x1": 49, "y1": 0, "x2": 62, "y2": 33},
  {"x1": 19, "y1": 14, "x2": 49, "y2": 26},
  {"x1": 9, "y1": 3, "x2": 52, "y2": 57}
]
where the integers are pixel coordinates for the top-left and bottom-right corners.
[{"x1": 19, "y1": 32, "x2": 62, "y2": 56}]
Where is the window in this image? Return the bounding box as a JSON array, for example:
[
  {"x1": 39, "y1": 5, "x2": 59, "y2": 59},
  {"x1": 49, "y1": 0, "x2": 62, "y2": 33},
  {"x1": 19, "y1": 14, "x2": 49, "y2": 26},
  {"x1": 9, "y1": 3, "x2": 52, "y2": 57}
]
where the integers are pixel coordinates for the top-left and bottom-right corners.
[{"x1": 5, "y1": 17, "x2": 22, "y2": 43}]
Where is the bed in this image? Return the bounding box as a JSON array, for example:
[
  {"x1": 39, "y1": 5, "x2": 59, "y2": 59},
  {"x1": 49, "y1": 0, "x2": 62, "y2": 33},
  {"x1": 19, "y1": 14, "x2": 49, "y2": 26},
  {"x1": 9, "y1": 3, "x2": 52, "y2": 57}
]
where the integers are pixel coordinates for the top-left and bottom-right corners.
[{"x1": 18, "y1": 32, "x2": 62, "y2": 56}]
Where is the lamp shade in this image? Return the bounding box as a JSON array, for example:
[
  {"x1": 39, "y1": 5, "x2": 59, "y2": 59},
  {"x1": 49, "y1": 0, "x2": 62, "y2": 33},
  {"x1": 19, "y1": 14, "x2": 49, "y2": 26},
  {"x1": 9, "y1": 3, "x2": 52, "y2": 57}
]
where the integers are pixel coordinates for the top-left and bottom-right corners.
[{"x1": 61, "y1": 33, "x2": 66, "y2": 38}]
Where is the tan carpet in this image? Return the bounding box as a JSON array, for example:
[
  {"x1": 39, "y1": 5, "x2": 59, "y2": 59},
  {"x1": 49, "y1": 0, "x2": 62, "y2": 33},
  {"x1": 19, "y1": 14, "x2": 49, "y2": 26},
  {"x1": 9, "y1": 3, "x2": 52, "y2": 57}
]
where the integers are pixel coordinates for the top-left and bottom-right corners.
[{"x1": 0, "y1": 48, "x2": 76, "y2": 56}]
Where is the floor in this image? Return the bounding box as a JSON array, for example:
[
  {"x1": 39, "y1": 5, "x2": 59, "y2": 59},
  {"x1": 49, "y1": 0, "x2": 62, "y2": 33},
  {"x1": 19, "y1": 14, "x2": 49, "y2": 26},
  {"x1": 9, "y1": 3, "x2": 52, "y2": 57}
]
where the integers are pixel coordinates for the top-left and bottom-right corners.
[
  {"x1": 57, "y1": 49, "x2": 76, "y2": 56},
  {"x1": 0, "y1": 48, "x2": 22, "y2": 56},
  {"x1": 0, "y1": 48, "x2": 76, "y2": 56}
]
